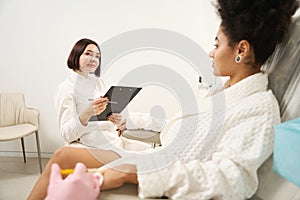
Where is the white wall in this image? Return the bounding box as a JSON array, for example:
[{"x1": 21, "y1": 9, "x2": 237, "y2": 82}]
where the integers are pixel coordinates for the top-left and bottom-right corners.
[{"x1": 0, "y1": 0, "x2": 220, "y2": 157}]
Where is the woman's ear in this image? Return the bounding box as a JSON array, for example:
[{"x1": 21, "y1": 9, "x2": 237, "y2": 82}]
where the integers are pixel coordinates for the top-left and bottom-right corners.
[
  {"x1": 235, "y1": 40, "x2": 256, "y2": 65},
  {"x1": 236, "y1": 40, "x2": 251, "y2": 56}
]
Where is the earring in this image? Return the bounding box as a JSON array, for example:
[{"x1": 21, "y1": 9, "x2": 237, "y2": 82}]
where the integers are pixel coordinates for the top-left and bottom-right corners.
[{"x1": 235, "y1": 55, "x2": 242, "y2": 63}]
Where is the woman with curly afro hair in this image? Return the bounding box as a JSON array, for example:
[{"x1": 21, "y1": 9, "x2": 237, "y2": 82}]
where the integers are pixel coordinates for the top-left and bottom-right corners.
[{"x1": 28, "y1": 1, "x2": 299, "y2": 200}]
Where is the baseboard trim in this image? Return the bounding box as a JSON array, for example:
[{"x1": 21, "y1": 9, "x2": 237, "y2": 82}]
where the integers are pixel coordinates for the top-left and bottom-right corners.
[{"x1": 0, "y1": 150, "x2": 53, "y2": 158}]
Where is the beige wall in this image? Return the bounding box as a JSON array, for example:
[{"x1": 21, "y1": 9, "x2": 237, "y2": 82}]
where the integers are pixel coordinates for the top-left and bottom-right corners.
[{"x1": 0, "y1": 0, "x2": 220, "y2": 157}]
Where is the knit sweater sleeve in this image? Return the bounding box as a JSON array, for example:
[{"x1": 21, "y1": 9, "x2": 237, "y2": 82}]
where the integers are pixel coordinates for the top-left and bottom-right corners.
[{"x1": 137, "y1": 93, "x2": 280, "y2": 200}]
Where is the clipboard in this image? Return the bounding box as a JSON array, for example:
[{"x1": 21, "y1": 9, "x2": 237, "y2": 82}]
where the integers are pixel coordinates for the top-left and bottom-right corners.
[{"x1": 89, "y1": 86, "x2": 142, "y2": 121}]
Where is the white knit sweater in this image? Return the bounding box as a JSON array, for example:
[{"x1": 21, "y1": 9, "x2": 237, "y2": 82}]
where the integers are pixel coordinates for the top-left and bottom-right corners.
[{"x1": 134, "y1": 73, "x2": 280, "y2": 200}]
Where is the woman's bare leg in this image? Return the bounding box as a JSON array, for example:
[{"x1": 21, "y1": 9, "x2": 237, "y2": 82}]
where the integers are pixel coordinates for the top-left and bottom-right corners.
[{"x1": 27, "y1": 146, "x2": 121, "y2": 200}]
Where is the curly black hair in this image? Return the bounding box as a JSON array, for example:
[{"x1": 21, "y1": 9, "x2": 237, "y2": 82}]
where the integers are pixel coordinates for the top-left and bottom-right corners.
[{"x1": 215, "y1": 0, "x2": 299, "y2": 66}]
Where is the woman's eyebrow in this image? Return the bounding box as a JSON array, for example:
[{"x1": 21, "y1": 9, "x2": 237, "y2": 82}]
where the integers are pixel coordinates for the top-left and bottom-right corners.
[{"x1": 85, "y1": 49, "x2": 100, "y2": 55}]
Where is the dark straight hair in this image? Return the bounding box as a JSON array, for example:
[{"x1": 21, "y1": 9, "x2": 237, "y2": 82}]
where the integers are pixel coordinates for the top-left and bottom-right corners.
[{"x1": 67, "y1": 38, "x2": 101, "y2": 77}]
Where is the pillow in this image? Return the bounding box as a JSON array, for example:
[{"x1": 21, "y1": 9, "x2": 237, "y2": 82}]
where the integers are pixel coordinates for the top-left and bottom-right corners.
[{"x1": 273, "y1": 117, "x2": 300, "y2": 188}]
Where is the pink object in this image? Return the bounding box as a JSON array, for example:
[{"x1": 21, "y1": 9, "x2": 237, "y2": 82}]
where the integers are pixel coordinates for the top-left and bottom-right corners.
[{"x1": 45, "y1": 162, "x2": 100, "y2": 200}]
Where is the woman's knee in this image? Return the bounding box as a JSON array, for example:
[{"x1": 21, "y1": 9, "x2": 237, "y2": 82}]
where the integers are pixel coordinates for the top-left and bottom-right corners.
[{"x1": 51, "y1": 146, "x2": 76, "y2": 167}]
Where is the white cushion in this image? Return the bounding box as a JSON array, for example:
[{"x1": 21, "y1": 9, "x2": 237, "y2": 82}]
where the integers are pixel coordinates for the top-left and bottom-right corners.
[{"x1": 0, "y1": 124, "x2": 38, "y2": 141}]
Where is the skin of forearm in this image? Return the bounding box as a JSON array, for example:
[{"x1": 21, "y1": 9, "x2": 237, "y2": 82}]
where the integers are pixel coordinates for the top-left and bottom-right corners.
[{"x1": 79, "y1": 109, "x2": 93, "y2": 126}]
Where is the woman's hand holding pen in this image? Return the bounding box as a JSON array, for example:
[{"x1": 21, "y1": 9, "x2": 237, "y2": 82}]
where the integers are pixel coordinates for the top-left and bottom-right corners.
[
  {"x1": 79, "y1": 97, "x2": 108, "y2": 126},
  {"x1": 92, "y1": 97, "x2": 109, "y2": 115}
]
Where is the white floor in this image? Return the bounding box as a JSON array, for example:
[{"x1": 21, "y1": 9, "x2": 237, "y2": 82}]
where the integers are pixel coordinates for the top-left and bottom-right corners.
[
  {"x1": 0, "y1": 156, "x2": 49, "y2": 200},
  {"x1": 0, "y1": 156, "x2": 144, "y2": 200}
]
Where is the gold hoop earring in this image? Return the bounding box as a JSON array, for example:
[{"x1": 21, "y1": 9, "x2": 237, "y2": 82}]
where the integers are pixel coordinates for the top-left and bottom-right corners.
[{"x1": 235, "y1": 55, "x2": 242, "y2": 63}]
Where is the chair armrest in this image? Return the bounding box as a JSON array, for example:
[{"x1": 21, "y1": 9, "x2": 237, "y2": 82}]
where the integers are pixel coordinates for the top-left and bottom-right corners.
[{"x1": 24, "y1": 108, "x2": 40, "y2": 127}]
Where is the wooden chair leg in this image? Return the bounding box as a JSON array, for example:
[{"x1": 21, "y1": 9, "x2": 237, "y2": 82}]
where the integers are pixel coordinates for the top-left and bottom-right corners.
[
  {"x1": 21, "y1": 137, "x2": 26, "y2": 163},
  {"x1": 35, "y1": 131, "x2": 43, "y2": 174}
]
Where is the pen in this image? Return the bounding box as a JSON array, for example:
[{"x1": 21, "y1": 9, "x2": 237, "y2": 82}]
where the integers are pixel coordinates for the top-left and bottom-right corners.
[
  {"x1": 88, "y1": 99, "x2": 118, "y2": 104},
  {"x1": 60, "y1": 168, "x2": 105, "y2": 175}
]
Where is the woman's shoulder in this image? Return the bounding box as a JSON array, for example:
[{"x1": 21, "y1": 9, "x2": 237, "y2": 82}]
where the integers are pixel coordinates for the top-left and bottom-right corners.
[
  {"x1": 240, "y1": 89, "x2": 280, "y2": 117},
  {"x1": 58, "y1": 75, "x2": 75, "y2": 88},
  {"x1": 54, "y1": 75, "x2": 76, "y2": 97},
  {"x1": 252, "y1": 89, "x2": 278, "y2": 106}
]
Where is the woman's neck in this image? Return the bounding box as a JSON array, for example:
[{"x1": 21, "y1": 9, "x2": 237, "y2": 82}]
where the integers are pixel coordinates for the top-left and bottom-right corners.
[
  {"x1": 75, "y1": 70, "x2": 88, "y2": 78},
  {"x1": 226, "y1": 69, "x2": 261, "y2": 88}
]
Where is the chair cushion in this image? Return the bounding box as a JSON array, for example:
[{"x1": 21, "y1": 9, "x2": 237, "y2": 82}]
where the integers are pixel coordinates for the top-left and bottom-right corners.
[{"x1": 0, "y1": 124, "x2": 38, "y2": 141}]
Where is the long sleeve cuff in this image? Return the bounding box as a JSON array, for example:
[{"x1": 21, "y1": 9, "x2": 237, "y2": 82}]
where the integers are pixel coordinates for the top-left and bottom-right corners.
[
  {"x1": 74, "y1": 114, "x2": 89, "y2": 136},
  {"x1": 75, "y1": 115, "x2": 115, "y2": 135}
]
